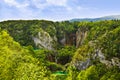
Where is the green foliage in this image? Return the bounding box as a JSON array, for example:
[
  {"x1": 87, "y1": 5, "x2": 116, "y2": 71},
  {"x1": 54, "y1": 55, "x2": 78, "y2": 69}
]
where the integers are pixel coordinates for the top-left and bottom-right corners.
[
  {"x1": 73, "y1": 44, "x2": 94, "y2": 61},
  {"x1": 57, "y1": 46, "x2": 76, "y2": 65},
  {"x1": 100, "y1": 66, "x2": 120, "y2": 80},
  {"x1": 66, "y1": 66, "x2": 78, "y2": 80},
  {"x1": 50, "y1": 74, "x2": 67, "y2": 80},
  {"x1": 0, "y1": 20, "x2": 120, "y2": 80},
  {"x1": 55, "y1": 21, "x2": 77, "y2": 41},
  {"x1": 0, "y1": 30, "x2": 49, "y2": 80},
  {"x1": 77, "y1": 65, "x2": 99, "y2": 80},
  {"x1": 77, "y1": 64, "x2": 107, "y2": 80},
  {"x1": 97, "y1": 27, "x2": 120, "y2": 58},
  {"x1": 46, "y1": 62, "x2": 64, "y2": 72},
  {"x1": 0, "y1": 20, "x2": 57, "y2": 47},
  {"x1": 73, "y1": 20, "x2": 120, "y2": 61},
  {"x1": 71, "y1": 20, "x2": 120, "y2": 80}
]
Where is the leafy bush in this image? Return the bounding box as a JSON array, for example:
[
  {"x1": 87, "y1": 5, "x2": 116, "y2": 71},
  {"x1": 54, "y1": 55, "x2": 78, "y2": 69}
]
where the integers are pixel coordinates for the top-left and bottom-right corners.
[
  {"x1": 57, "y1": 46, "x2": 76, "y2": 65},
  {"x1": 46, "y1": 62, "x2": 64, "y2": 72}
]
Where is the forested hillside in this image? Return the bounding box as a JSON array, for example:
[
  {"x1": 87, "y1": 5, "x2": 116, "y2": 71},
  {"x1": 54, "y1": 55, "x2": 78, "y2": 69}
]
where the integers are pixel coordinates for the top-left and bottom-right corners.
[{"x1": 0, "y1": 20, "x2": 120, "y2": 80}]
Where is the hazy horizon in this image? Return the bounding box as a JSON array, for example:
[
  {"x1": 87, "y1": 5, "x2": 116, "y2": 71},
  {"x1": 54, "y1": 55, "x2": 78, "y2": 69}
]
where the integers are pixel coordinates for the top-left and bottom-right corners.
[{"x1": 0, "y1": 0, "x2": 120, "y2": 21}]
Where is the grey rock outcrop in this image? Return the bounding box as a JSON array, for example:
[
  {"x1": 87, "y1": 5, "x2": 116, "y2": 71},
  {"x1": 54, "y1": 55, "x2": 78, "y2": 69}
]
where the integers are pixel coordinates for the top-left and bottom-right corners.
[
  {"x1": 94, "y1": 49, "x2": 120, "y2": 68},
  {"x1": 76, "y1": 28, "x2": 87, "y2": 48},
  {"x1": 33, "y1": 29, "x2": 56, "y2": 50},
  {"x1": 74, "y1": 59, "x2": 91, "y2": 70}
]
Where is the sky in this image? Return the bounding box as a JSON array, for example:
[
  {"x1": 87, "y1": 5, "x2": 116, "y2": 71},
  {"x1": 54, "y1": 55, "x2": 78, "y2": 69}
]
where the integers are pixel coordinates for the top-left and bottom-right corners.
[{"x1": 0, "y1": 0, "x2": 120, "y2": 21}]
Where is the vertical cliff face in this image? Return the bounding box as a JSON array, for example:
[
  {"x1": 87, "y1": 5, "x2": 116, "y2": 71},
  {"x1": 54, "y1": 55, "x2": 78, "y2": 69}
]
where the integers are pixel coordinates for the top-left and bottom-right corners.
[
  {"x1": 33, "y1": 29, "x2": 57, "y2": 50},
  {"x1": 59, "y1": 33, "x2": 76, "y2": 46},
  {"x1": 66, "y1": 33, "x2": 76, "y2": 46},
  {"x1": 76, "y1": 28, "x2": 88, "y2": 48},
  {"x1": 59, "y1": 27, "x2": 88, "y2": 48}
]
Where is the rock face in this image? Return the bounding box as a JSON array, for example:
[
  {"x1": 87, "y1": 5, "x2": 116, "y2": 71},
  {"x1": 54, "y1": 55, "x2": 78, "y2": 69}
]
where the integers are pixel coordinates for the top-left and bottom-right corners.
[
  {"x1": 74, "y1": 59, "x2": 91, "y2": 70},
  {"x1": 93, "y1": 49, "x2": 105, "y2": 61},
  {"x1": 74, "y1": 48, "x2": 120, "y2": 70},
  {"x1": 111, "y1": 57, "x2": 120, "y2": 68},
  {"x1": 76, "y1": 28, "x2": 88, "y2": 48},
  {"x1": 60, "y1": 28, "x2": 88, "y2": 47},
  {"x1": 94, "y1": 49, "x2": 120, "y2": 68},
  {"x1": 33, "y1": 29, "x2": 56, "y2": 50},
  {"x1": 60, "y1": 34, "x2": 66, "y2": 45},
  {"x1": 60, "y1": 33, "x2": 76, "y2": 46},
  {"x1": 33, "y1": 25, "x2": 87, "y2": 50},
  {"x1": 59, "y1": 27, "x2": 87, "y2": 47}
]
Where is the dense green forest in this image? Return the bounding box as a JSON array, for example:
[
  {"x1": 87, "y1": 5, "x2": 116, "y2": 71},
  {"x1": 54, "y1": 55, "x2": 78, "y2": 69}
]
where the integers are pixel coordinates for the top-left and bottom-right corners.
[{"x1": 0, "y1": 20, "x2": 120, "y2": 80}]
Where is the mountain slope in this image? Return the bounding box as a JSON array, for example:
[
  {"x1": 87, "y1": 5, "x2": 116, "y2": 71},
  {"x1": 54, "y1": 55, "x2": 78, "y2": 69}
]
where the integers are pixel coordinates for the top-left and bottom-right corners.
[{"x1": 70, "y1": 15, "x2": 120, "y2": 22}]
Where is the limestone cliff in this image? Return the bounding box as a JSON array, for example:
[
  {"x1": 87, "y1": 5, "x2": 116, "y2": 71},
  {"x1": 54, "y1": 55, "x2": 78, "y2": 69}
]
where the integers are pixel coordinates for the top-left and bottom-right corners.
[
  {"x1": 58, "y1": 27, "x2": 88, "y2": 48},
  {"x1": 76, "y1": 28, "x2": 88, "y2": 48},
  {"x1": 33, "y1": 29, "x2": 57, "y2": 50},
  {"x1": 60, "y1": 33, "x2": 76, "y2": 46}
]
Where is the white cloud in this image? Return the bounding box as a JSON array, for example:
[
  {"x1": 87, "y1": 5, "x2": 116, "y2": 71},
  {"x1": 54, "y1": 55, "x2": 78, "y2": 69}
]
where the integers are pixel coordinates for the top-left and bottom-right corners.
[
  {"x1": 46, "y1": 0, "x2": 67, "y2": 6},
  {"x1": 77, "y1": 6, "x2": 83, "y2": 10},
  {"x1": 32, "y1": 0, "x2": 68, "y2": 9},
  {"x1": 4, "y1": 0, "x2": 69, "y2": 11},
  {"x1": 2, "y1": 0, "x2": 39, "y2": 20},
  {"x1": 4, "y1": 0, "x2": 29, "y2": 8},
  {"x1": 1, "y1": 0, "x2": 86, "y2": 21},
  {"x1": 32, "y1": 0, "x2": 47, "y2": 9}
]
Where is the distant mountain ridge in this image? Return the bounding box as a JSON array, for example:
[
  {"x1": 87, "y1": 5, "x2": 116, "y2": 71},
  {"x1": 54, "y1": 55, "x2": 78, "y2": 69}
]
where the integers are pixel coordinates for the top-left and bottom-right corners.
[{"x1": 70, "y1": 15, "x2": 120, "y2": 22}]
